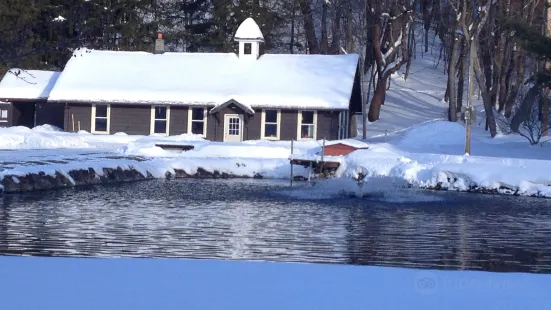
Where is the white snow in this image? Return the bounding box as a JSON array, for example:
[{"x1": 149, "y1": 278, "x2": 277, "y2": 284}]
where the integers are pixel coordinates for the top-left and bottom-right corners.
[
  {"x1": 52, "y1": 15, "x2": 66, "y2": 22},
  {"x1": 1, "y1": 256, "x2": 549, "y2": 310},
  {"x1": 2, "y1": 119, "x2": 551, "y2": 197},
  {"x1": 0, "y1": 69, "x2": 60, "y2": 100},
  {"x1": 47, "y1": 49, "x2": 358, "y2": 111},
  {"x1": 234, "y1": 17, "x2": 264, "y2": 41},
  {"x1": 0, "y1": 126, "x2": 91, "y2": 149}
]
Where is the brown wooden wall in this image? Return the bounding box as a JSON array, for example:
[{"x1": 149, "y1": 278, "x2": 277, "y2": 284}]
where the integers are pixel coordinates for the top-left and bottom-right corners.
[
  {"x1": 280, "y1": 110, "x2": 298, "y2": 140},
  {"x1": 65, "y1": 103, "x2": 91, "y2": 132},
  {"x1": 63, "y1": 102, "x2": 343, "y2": 141},
  {"x1": 170, "y1": 106, "x2": 188, "y2": 135},
  {"x1": 110, "y1": 104, "x2": 150, "y2": 135},
  {"x1": 318, "y1": 110, "x2": 341, "y2": 141}
]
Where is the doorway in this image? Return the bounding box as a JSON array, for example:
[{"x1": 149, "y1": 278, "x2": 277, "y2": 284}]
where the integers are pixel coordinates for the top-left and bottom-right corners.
[{"x1": 223, "y1": 114, "x2": 244, "y2": 142}]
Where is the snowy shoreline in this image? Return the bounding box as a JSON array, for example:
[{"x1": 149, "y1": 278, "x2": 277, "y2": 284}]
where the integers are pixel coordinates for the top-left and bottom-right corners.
[
  {"x1": 2, "y1": 120, "x2": 551, "y2": 197},
  {"x1": 1, "y1": 150, "x2": 551, "y2": 198}
]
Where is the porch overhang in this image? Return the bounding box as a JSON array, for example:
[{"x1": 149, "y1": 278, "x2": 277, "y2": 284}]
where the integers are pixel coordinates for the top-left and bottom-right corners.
[{"x1": 209, "y1": 99, "x2": 255, "y2": 115}]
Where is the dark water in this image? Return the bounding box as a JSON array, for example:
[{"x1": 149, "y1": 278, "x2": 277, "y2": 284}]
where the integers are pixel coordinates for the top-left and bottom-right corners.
[{"x1": 1, "y1": 178, "x2": 551, "y2": 273}]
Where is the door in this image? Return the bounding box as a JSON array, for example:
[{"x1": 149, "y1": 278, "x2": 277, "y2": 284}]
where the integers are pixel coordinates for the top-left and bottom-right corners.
[{"x1": 224, "y1": 114, "x2": 244, "y2": 142}]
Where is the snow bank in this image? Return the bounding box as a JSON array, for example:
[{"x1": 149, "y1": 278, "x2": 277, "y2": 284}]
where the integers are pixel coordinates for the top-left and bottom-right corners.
[
  {"x1": 0, "y1": 126, "x2": 91, "y2": 149},
  {"x1": 340, "y1": 147, "x2": 551, "y2": 197},
  {"x1": 397, "y1": 120, "x2": 467, "y2": 149}
]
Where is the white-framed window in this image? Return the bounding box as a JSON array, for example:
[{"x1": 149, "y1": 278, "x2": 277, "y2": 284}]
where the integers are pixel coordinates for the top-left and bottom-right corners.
[
  {"x1": 0, "y1": 108, "x2": 8, "y2": 123},
  {"x1": 261, "y1": 109, "x2": 281, "y2": 140},
  {"x1": 187, "y1": 107, "x2": 207, "y2": 137},
  {"x1": 297, "y1": 110, "x2": 317, "y2": 140},
  {"x1": 91, "y1": 104, "x2": 110, "y2": 134},
  {"x1": 150, "y1": 105, "x2": 170, "y2": 135},
  {"x1": 244, "y1": 43, "x2": 252, "y2": 55}
]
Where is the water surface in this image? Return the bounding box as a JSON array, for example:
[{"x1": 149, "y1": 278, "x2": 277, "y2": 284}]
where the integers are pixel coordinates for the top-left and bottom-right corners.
[{"x1": 1, "y1": 178, "x2": 550, "y2": 273}]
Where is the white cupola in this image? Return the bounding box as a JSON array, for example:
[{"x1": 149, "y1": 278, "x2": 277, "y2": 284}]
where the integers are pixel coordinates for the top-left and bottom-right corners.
[{"x1": 234, "y1": 17, "x2": 264, "y2": 60}]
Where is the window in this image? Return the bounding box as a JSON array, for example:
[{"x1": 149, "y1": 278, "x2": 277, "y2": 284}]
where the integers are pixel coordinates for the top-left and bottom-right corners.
[
  {"x1": 261, "y1": 109, "x2": 280, "y2": 140},
  {"x1": 244, "y1": 43, "x2": 252, "y2": 55},
  {"x1": 297, "y1": 110, "x2": 317, "y2": 140},
  {"x1": 150, "y1": 106, "x2": 170, "y2": 135},
  {"x1": 338, "y1": 111, "x2": 349, "y2": 139},
  {"x1": 0, "y1": 108, "x2": 7, "y2": 122},
  {"x1": 91, "y1": 104, "x2": 110, "y2": 134},
  {"x1": 188, "y1": 107, "x2": 207, "y2": 136}
]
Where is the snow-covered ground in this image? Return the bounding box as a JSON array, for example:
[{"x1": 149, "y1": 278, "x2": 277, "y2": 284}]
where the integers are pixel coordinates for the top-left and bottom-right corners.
[
  {"x1": 2, "y1": 119, "x2": 551, "y2": 196},
  {"x1": 1, "y1": 256, "x2": 549, "y2": 310}
]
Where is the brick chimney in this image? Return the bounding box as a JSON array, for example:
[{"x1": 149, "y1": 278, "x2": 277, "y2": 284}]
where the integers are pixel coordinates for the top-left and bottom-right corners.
[{"x1": 154, "y1": 33, "x2": 165, "y2": 54}]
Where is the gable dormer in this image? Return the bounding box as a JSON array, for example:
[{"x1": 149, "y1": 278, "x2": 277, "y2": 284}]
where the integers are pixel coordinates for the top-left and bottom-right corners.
[{"x1": 234, "y1": 18, "x2": 264, "y2": 60}]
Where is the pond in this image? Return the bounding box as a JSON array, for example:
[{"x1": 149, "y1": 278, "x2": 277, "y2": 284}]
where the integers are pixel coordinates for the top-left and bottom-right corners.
[{"x1": 1, "y1": 178, "x2": 551, "y2": 273}]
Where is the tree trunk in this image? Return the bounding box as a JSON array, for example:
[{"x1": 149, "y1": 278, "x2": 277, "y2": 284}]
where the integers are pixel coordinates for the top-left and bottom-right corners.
[
  {"x1": 368, "y1": 10, "x2": 410, "y2": 122},
  {"x1": 543, "y1": 87, "x2": 550, "y2": 136},
  {"x1": 346, "y1": 6, "x2": 353, "y2": 52},
  {"x1": 504, "y1": 52, "x2": 525, "y2": 117},
  {"x1": 498, "y1": 39, "x2": 513, "y2": 111},
  {"x1": 320, "y1": 1, "x2": 328, "y2": 54},
  {"x1": 299, "y1": 0, "x2": 319, "y2": 54},
  {"x1": 447, "y1": 29, "x2": 461, "y2": 121},
  {"x1": 329, "y1": 1, "x2": 342, "y2": 54},
  {"x1": 472, "y1": 41, "x2": 497, "y2": 137},
  {"x1": 290, "y1": 0, "x2": 296, "y2": 54},
  {"x1": 457, "y1": 38, "x2": 467, "y2": 113},
  {"x1": 368, "y1": 74, "x2": 389, "y2": 122},
  {"x1": 422, "y1": 0, "x2": 432, "y2": 53}
]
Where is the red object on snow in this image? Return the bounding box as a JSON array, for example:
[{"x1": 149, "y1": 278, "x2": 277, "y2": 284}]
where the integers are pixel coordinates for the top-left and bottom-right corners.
[{"x1": 322, "y1": 143, "x2": 368, "y2": 156}]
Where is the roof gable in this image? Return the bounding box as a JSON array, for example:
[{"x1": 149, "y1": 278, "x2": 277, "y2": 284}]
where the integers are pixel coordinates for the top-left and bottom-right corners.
[
  {"x1": 210, "y1": 99, "x2": 255, "y2": 115},
  {"x1": 48, "y1": 48, "x2": 360, "y2": 110},
  {"x1": 0, "y1": 69, "x2": 60, "y2": 100}
]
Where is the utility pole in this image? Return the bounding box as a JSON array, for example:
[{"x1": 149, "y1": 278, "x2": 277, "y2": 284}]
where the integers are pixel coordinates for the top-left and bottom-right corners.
[{"x1": 465, "y1": 40, "x2": 475, "y2": 155}]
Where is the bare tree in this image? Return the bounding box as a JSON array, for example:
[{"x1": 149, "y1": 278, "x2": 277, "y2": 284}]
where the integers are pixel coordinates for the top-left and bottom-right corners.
[
  {"x1": 508, "y1": 84, "x2": 551, "y2": 144},
  {"x1": 458, "y1": 0, "x2": 498, "y2": 137},
  {"x1": 366, "y1": 0, "x2": 414, "y2": 122}
]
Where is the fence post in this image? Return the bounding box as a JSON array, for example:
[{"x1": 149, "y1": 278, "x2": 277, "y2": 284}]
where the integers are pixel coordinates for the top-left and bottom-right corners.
[
  {"x1": 290, "y1": 140, "x2": 294, "y2": 186},
  {"x1": 320, "y1": 138, "x2": 326, "y2": 178}
]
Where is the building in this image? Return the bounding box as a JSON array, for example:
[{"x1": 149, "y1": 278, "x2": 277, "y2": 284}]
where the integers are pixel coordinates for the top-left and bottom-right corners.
[
  {"x1": 2, "y1": 18, "x2": 362, "y2": 141},
  {"x1": 0, "y1": 69, "x2": 63, "y2": 128}
]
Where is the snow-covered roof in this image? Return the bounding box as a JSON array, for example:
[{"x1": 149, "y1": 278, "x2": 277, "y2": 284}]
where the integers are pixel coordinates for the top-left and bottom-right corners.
[
  {"x1": 326, "y1": 139, "x2": 369, "y2": 148},
  {"x1": 0, "y1": 69, "x2": 60, "y2": 100},
  {"x1": 234, "y1": 17, "x2": 264, "y2": 41},
  {"x1": 48, "y1": 48, "x2": 359, "y2": 110},
  {"x1": 210, "y1": 99, "x2": 255, "y2": 115}
]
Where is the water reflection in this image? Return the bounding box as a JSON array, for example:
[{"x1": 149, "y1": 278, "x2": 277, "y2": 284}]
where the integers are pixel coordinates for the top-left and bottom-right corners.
[{"x1": 1, "y1": 179, "x2": 551, "y2": 273}]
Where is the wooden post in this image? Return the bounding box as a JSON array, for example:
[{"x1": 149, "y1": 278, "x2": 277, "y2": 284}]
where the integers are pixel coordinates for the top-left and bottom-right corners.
[
  {"x1": 78, "y1": 121, "x2": 81, "y2": 131},
  {"x1": 290, "y1": 140, "x2": 294, "y2": 186},
  {"x1": 71, "y1": 114, "x2": 75, "y2": 132},
  {"x1": 320, "y1": 138, "x2": 326, "y2": 178}
]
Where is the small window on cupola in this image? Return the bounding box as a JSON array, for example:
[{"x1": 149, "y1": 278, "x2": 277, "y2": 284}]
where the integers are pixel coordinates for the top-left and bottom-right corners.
[{"x1": 244, "y1": 43, "x2": 252, "y2": 55}]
